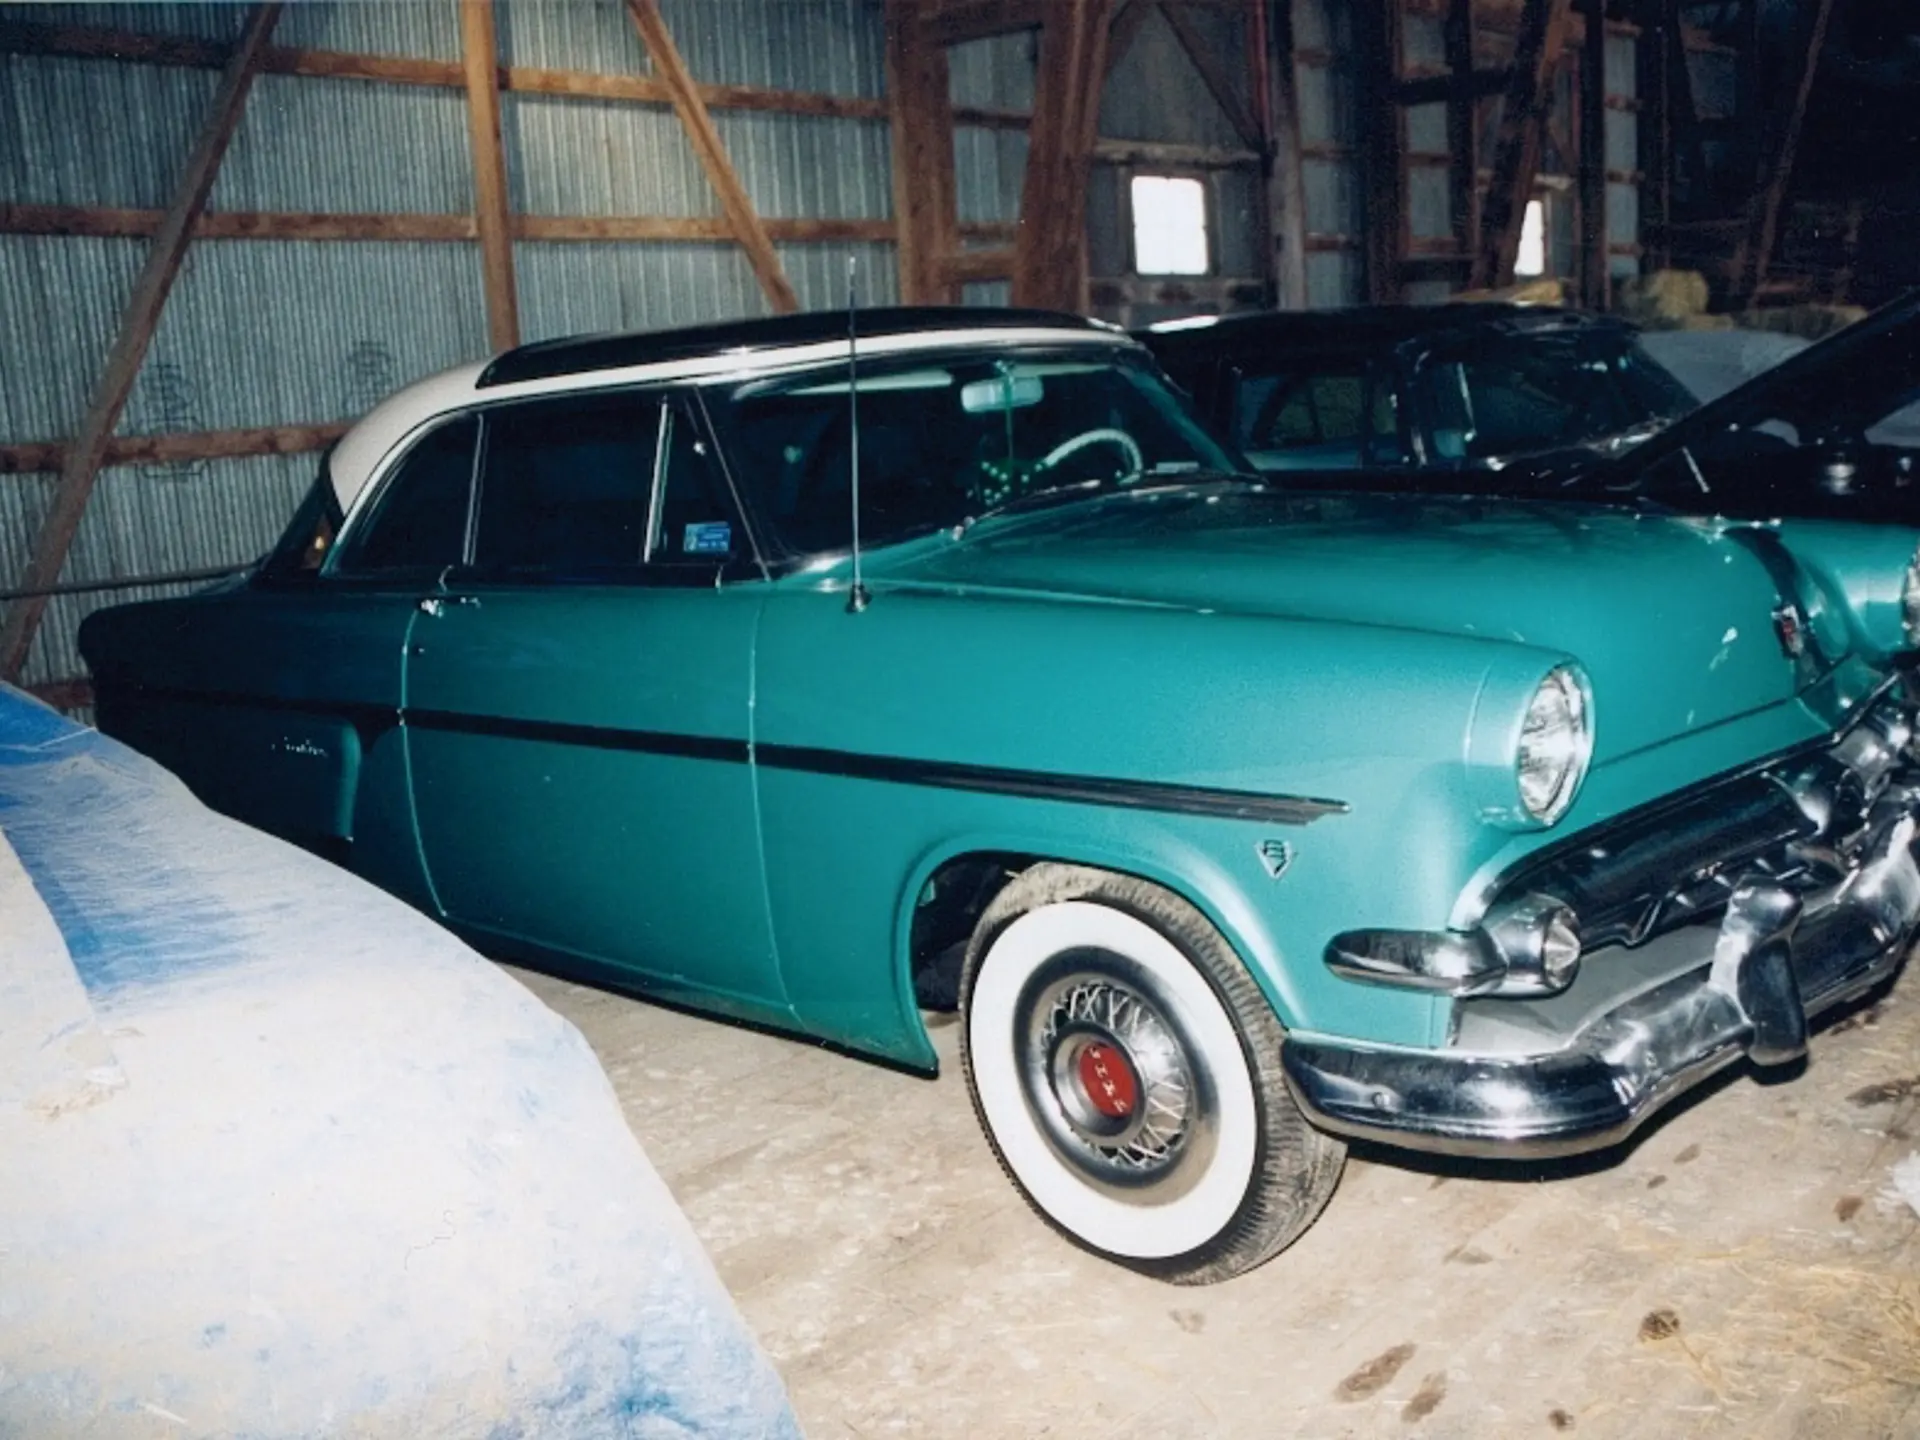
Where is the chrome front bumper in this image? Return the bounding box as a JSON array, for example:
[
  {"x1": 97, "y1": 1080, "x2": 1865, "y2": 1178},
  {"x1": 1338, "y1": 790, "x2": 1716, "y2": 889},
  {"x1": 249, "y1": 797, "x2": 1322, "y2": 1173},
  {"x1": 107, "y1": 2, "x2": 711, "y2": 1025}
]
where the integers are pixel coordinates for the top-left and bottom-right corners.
[{"x1": 1285, "y1": 688, "x2": 1920, "y2": 1160}]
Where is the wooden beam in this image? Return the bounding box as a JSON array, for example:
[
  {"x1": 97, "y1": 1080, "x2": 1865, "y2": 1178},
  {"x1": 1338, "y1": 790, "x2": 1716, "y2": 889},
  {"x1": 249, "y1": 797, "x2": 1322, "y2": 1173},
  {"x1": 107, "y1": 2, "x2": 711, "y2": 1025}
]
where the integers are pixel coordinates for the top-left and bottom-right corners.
[
  {"x1": 1444, "y1": 0, "x2": 1480, "y2": 268},
  {"x1": 917, "y1": 0, "x2": 1047, "y2": 46},
  {"x1": 1394, "y1": 66, "x2": 1511, "y2": 107},
  {"x1": 0, "y1": 3, "x2": 281, "y2": 684},
  {"x1": 1352, "y1": 0, "x2": 1403, "y2": 303},
  {"x1": 1104, "y1": 0, "x2": 1155, "y2": 79},
  {"x1": 1737, "y1": 0, "x2": 1835, "y2": 301},
  {"x1": 25, "y1": 678, "x2": 93, "y2": 713},
  {"x1": 626, "y1": 0, "x2": 798, "y2": 313},
  {"x1": 459, "y1": 0, "x2": 518, "y2": 352},
  {"x1": 1577, "y1": 0, "x2": 1609, "y2": 308},
  {"x1": 886, "y1": 0, "x2": 962, "y2": 304},
  {"x1": 1256, "y1": 0, "x2": 1310, "y2": 308},
  {"x1": 1091, "y1": 138, "x2": 1259, "y2": 168},
  {"x1": 0, "y1": 20, "x2": 897, "y2": 123},
  {"x1": 1156, "y1": 1, "x2": 1261, "y2": 149},
  {"x1": 1472, "y1": 0, "x2": 1575, "y2": 289},
  {"x1": 1637, "y1": 0, "x2": 1671, "y2": 268},
  {"x1": 943, "y1": 248, "x2": 1017, "y2": 284},
  {"x1": 1012, "y1": 0, "x2": 1112, "y2": 311},
  {"x1": 1, "y1": 422, "x2": 352, "y2": 478},
  {"x1": 0, "y1": 203, "x2": 899, "y2": 245}
]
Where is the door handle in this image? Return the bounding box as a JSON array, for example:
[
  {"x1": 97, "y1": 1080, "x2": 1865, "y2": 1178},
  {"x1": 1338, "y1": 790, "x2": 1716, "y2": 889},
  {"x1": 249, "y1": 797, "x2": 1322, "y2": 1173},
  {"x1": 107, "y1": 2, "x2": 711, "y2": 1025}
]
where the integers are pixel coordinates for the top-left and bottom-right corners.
[{"x1": 417, "y1": 595, "x2": 481, "y2": 617}]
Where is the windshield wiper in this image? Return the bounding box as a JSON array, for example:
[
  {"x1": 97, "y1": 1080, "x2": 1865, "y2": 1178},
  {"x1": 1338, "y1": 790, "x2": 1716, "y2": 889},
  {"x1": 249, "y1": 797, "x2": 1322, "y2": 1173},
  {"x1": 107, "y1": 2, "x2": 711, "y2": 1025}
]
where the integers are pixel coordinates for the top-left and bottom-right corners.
[{"x1": 957, "y1": 467, "x2": 1258, "y2": 534}]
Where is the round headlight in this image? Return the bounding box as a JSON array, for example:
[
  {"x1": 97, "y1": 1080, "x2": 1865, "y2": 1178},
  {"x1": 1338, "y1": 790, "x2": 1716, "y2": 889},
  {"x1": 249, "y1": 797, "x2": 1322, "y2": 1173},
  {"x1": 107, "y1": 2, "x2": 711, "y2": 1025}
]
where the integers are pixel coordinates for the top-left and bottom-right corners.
[
  {"x1": 1902, "y1": 545, "x2": 1920, "y2": 647},
  {"x1": 1516, "y1": 665, "x2": 1592, "y2": 825}
]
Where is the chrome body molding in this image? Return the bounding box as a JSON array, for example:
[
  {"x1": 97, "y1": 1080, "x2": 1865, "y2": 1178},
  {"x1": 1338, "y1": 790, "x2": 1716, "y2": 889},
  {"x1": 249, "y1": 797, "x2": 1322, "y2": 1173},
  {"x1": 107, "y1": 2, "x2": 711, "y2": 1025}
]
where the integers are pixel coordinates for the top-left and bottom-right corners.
[{"x1": 1289, "y1": 682, "x2": 1920, "y2": 1158}]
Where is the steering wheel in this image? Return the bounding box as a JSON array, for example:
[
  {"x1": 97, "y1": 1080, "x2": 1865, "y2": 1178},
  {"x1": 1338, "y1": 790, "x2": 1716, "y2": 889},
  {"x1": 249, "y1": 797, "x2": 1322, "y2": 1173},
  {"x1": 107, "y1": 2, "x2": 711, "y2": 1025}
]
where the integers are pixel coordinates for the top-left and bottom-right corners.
[{"x1": 1037, "y1": 427, "x2": 1144, "y2": 478}]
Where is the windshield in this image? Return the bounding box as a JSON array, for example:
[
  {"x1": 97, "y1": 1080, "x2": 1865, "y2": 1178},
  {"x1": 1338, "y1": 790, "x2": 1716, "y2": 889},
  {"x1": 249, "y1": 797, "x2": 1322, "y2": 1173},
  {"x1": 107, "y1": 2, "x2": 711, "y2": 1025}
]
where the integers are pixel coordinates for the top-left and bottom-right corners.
[
  {"x1": 1413, "y1": 330, "x2": 1695, "y2": 462},
  {"x1": 702, "y1": 346, "x2": 1242, "y2": 556}
]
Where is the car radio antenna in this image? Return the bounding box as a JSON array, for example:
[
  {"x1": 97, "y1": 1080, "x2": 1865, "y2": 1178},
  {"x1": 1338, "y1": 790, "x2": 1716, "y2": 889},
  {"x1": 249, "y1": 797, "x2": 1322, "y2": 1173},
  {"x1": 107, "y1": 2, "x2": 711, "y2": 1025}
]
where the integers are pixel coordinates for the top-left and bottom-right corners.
[{"x1": 845, "y1": 254, "x2": 870, "y2": 614}]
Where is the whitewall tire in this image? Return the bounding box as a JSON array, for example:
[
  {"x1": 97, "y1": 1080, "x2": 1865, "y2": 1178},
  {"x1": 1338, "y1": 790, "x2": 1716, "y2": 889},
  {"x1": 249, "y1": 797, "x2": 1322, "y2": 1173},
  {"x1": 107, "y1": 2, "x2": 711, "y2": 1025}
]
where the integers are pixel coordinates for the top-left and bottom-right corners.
[{"x1": 959, "y1": 864, "x2": 1346, "y2": 1284}]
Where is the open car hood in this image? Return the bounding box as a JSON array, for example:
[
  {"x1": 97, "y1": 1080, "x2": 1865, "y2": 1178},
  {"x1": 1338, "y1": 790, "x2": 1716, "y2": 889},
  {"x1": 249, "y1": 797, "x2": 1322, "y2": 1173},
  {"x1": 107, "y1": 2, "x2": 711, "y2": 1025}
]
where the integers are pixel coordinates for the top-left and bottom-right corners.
[{"x1": 1594, "y1": 290, "x2": 1920, "y2": 495}]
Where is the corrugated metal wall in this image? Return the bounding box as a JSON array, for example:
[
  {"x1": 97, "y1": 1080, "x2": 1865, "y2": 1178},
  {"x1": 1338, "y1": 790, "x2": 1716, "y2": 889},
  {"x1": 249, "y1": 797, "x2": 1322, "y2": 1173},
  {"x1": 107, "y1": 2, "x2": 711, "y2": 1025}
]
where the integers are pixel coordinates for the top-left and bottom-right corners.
[
  {"x1": 0, "y1": 0, "x2": 900, "y2": 688},
  {"x1": 1, "y1": 0, "x2": 1646, "y2": 690}
]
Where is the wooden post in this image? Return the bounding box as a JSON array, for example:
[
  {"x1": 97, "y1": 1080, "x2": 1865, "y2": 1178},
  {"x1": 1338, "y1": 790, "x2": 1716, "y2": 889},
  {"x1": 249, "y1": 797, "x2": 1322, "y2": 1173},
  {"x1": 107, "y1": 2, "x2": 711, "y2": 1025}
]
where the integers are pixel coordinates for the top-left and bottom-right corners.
[
  {"x1": 1011, "y1": 0, "x2": 1112, "y2": 311},
  {"x1": 1577, "y1": 0, "x2": 1609, "y2": 309},
  {"x1": 1638, "y1": 0, "x2": 1671, "y2": 271},
  {"x1": 1353, "y1": 0, "x2": 1403, "y2": 304},
  {"x1": 1472, "y1": 0, "x2": 1574, "y2": 290},
  {"x1": 627, "y1": 0, "x2": 800, "y2": 313},
  {"x1": 1256, "y1": 0, "x2": 1310, "y2": 309},
  {"x1": 0, "y1": 3, "x2": 282, "y2": 683},
  {"x1": 1739, "y1": 0, "x2": 1834, "y2": 302},
  {"x1": 459, "y1": 0, "x2": 519, "y2": 351},
  {"x1": 885, "y1": 0, "x2": 960, "y2": 304},
  {"x1": 1444, "y1": 0, "x2": 1479, "y2": 271}
]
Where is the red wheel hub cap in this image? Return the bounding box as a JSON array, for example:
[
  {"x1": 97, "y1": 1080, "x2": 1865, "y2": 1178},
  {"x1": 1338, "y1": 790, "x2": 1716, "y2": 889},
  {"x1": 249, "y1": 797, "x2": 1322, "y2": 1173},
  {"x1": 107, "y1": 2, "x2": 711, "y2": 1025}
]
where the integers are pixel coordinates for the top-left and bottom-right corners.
[{"x1": 1076, "y1": 1041, "x2": 1138, "y2": 1120}]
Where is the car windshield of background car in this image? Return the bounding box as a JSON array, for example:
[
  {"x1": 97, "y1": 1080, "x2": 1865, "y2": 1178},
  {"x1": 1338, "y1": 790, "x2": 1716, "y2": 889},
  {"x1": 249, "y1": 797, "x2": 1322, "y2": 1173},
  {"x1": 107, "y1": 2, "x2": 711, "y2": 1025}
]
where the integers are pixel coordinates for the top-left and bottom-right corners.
[{"x1": 1418, "y1": 334, "x2": 1692, "y2": 462}]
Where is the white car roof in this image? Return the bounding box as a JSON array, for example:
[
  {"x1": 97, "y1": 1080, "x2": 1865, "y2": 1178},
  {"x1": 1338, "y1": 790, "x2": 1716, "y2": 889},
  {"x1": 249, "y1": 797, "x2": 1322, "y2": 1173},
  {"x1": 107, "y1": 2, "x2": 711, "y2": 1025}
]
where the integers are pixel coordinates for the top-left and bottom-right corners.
[{"x1": 327, "y1": 324, "x2": 1134, "y2": 517}]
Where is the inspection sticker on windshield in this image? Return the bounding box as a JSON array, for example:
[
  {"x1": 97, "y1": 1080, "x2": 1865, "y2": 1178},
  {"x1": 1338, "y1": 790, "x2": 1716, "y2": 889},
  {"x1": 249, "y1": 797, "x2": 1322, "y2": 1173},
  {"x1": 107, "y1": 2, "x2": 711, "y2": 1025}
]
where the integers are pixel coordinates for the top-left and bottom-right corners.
[{"x1": 683, "y1": 521, "x2": 732, "y2": 555}]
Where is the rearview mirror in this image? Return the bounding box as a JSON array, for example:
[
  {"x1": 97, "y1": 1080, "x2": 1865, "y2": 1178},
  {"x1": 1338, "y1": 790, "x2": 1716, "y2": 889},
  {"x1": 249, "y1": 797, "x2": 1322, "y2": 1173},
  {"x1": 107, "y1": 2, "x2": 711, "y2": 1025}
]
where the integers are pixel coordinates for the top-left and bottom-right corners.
[{"x1": 961, "y1": 373, "x2": 1044, "y2": 414}]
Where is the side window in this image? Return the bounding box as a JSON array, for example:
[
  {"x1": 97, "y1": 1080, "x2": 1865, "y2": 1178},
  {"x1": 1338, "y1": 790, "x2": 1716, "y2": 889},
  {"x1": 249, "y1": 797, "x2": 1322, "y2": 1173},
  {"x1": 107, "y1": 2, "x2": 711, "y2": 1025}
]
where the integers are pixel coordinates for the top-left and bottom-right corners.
[
  {"x1": 329, "y1": 417, "x2": 478, "y2": 577},
  {"x1": 1233, "y1": 367, "x2": 1369, "y2": 469},
  {"x1": 649, "y1": 404, "x2": 744, "y2": 568},
  {"x1": 473, "y1": 392, "x2": 663, "y2": 575},
  {"x1": 258, "y1": 470, "x2": 345, "y2": 583}
]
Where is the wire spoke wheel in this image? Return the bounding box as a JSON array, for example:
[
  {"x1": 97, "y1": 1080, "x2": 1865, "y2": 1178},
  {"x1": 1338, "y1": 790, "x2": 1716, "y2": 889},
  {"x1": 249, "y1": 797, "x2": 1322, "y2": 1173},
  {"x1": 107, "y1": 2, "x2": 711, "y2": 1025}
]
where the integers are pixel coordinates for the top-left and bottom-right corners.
[{"x1": 961, "y1": 864, "x2": 1346, "y2": 1284}]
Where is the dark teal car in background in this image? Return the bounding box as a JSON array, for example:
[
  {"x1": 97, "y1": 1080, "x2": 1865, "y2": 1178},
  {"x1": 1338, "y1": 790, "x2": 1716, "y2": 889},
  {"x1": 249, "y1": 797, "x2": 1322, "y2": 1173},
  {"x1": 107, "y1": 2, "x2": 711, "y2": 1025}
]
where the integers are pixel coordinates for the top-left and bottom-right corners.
[{"x1": 80, "y1": 308, "x2": 1920, "y2": 1283}]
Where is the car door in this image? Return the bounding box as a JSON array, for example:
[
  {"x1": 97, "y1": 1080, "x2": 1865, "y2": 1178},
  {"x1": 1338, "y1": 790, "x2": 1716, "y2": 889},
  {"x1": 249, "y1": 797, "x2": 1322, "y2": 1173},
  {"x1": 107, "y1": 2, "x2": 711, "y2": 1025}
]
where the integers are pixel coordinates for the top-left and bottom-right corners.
[
  {"x1": 401, "y1": 387, "x2": 789, "y2": 1024},
  {"x1": 103, "y1": 419, "x2": 481, "y2": 907}
]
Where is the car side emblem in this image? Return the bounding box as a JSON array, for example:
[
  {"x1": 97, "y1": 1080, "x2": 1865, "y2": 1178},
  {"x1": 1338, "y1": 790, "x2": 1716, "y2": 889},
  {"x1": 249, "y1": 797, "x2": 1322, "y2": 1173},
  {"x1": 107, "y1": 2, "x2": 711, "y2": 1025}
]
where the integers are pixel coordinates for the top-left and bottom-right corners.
[
  {"x1": 1772, "y1": 602, "x2": 1806, "y2": 659},
  {"x1": 1256, "y1": 840, "x2": 1295, "y2": 880}
]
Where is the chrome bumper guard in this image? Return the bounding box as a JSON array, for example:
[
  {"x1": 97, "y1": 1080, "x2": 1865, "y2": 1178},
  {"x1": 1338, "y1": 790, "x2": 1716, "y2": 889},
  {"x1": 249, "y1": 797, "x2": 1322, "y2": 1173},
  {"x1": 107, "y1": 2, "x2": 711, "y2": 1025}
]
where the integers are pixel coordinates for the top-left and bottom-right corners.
[{"x1": 1285, "y1": 687, "x2": 1920, "y2": 1159}]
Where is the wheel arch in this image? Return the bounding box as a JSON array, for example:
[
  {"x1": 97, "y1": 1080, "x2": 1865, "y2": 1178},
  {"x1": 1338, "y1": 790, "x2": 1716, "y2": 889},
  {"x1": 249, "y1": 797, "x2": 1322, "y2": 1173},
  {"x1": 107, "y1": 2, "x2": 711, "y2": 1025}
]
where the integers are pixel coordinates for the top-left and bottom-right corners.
[{"x1": 894, "y1": 828, "x2": 1309, "y2": 1059}]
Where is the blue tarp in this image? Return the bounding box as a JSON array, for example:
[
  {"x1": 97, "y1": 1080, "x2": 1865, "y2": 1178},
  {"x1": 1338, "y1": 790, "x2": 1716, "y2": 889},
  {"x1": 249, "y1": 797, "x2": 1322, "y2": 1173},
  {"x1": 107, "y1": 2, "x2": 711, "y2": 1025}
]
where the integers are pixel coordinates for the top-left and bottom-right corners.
[{"x1": 0, "y1": 686, "x2": 800, "y2": 1438}]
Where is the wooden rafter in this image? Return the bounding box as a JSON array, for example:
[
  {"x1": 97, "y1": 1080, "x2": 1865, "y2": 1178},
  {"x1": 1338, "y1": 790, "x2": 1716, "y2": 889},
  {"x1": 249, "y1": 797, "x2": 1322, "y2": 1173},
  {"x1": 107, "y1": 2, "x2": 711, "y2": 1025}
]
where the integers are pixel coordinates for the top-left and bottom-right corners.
[
  {"x1": 886, "y1": 0, "x2": 961, "y2": 304},
  {"x1": 1011, "y1": 0, "x2": 1112, "y2": 311},
  {"x1": 1472, "y1": 0, "x2": 1576, "y2": 289},
  {"x1": 0, "y1": 3, "x2": 281, "y2": 683},
  {"x1": 459, "y1": 0, "x2": 518, "y2": 352},
  {"x1": 1156, "y1": 2, "x2": 1260, "y2": 149},
  {"x1": 625, "y1": 0, "x2": 799, "y2": 313}
]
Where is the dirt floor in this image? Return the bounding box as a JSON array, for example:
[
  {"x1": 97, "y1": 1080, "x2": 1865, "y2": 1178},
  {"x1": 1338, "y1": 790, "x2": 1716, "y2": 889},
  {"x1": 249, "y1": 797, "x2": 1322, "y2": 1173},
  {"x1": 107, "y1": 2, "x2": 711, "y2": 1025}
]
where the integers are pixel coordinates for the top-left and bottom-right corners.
[{"x1": 511, "y1": 962, "x2": 1920, "y2": 1440}]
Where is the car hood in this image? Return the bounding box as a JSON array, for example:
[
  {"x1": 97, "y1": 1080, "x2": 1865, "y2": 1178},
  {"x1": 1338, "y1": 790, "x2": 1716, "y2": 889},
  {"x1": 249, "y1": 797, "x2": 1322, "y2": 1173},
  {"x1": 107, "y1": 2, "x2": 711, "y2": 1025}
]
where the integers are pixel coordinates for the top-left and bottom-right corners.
[
  {"x1": 1600, "y1": 290, "x2": 1920, "y2": 493},
  {"x1": 879, "y1": 486, "x2": 1839, "y2": 764}
]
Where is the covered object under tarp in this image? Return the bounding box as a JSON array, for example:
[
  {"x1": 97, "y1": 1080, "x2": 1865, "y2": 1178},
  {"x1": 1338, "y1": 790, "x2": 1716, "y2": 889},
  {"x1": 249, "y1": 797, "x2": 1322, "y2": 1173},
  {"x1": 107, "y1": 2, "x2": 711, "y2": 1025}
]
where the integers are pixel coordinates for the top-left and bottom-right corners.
[{"x1": 0, "y1": 685, "x2": 798, "y2": 1438}]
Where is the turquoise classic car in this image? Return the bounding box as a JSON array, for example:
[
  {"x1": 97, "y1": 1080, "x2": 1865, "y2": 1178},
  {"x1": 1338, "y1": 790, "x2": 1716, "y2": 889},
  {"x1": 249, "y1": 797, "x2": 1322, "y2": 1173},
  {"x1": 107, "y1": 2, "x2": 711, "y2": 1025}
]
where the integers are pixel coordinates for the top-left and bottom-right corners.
[{"x1": 80, "y1": 309, "x2": 1920, "y2": 1283}]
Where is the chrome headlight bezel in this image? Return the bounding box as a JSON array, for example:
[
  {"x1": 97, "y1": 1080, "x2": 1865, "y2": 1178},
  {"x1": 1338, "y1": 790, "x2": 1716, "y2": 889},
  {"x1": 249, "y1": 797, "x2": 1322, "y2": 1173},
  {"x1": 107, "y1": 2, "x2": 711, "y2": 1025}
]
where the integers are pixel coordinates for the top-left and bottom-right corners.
[{"x1": 1515, "y1": 664, "x2": 1593, "y2": 826}]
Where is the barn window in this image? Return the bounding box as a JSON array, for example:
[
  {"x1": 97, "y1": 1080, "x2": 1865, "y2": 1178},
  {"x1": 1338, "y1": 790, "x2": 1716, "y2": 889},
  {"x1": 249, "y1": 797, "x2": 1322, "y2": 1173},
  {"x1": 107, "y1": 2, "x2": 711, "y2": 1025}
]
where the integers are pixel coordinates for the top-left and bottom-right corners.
[
  {"x1": 1130, "y1": 175, "x2": 1210, "y2": 276},
  {"x1": 1515, "y1": 198, "x2": 1548, "y2": 278}
]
